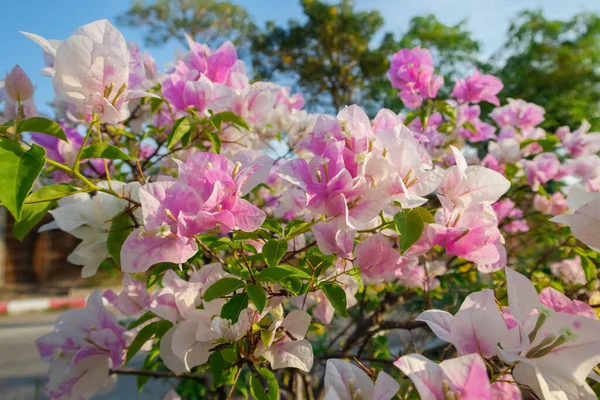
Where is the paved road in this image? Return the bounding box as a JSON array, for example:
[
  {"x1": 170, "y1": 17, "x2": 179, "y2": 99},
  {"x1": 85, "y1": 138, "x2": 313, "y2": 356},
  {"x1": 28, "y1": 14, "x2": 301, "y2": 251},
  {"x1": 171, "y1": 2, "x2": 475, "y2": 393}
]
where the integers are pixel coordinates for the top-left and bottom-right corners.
[{"x1": 0, "y1": 312, "x2": 170, "y2": 399}]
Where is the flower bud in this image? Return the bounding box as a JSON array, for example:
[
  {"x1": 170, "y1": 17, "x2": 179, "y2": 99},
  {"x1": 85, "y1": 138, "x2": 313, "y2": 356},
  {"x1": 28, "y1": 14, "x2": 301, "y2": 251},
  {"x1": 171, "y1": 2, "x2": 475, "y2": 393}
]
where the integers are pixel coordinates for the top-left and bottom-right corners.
[{"x1": 5, "y1": 65, "x2": 34, "y2": 102}]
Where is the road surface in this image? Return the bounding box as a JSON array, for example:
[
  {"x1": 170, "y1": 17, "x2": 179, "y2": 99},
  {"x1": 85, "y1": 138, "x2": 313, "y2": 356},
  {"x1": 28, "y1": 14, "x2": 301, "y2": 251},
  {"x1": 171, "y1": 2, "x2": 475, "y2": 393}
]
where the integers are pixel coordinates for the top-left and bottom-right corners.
[{"x1": 0, "y1": 312, "x2": 170, "y2": 399}]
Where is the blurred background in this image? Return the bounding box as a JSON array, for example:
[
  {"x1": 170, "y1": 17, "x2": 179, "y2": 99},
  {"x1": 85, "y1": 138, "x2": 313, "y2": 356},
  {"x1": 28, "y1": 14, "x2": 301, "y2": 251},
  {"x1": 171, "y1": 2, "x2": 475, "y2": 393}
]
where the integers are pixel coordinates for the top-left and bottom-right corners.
[{"x1": 1, "y1": 0, "x2": 600, "y2": 398}]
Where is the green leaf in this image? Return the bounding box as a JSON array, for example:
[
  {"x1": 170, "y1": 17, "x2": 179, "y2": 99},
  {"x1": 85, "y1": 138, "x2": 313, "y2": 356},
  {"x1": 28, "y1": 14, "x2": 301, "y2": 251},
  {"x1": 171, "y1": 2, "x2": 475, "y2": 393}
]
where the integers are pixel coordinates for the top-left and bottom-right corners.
[
  {"x1": 126, "y1": 320, "x2": 172, "y2": 364},
  {"x1": 80, "y1": 143, "x2": 135, "y2": 161},
  {"x1": 107, "y1": 212, "x2": 134, "y2": 267},
  {"x1": 249, "y1": 367, "x2": 279, "y2": 400},
  {"x1": 261, "y1": 219, "x2": 283, "y2": 236},
  {"x1": 137, "y1": 375, "x2": 150, "y2": 393},
  {"x1": 210, "y1": 351, "x2": 238, "y2": 388},
  {"x1": 394, "y1": 209, "x2": 425, "y2": 254},
  {"x1": 209, "y1": 111, "x2": 249, "y2": 131},
  {"x1": 128, "y1": 311, "x2": 156, "y2": 330},
  {"x1": 220, "y1": 293, "x2": 248, "y2": 323},
  {"x1": 262, "y1": 239, "x2": 288, "y2": 268},
  {"x1": 150, "y1": 97, "x2": 164, "y2": 113},
  {"x1": 0, "y1": 140, "x2": 45, "y2": 220},
  {"x1": 256, "y1": 264, "x2": 311, "y2": 282},
  {"x1": 321, "y1": 282, "x2": 348, "y2": 317},
  {"x1": 581, "y1": 256, "x2": 597, "y2": 283},
  {"x1": 18, "y1": 117, "x2": 67, "y2": 142},
  {"x1": 411, "y1": 206, "x2": 435, "y2": 224},
  {"x1": 519, "y1": 135, "x2": 559, "y2": 152},
  {"x1": 203, "y1": 278, "x2": 245, "y2": 302},
  {"x1": 146, "y1": 262, "x2": 174, "y2": 289},
  {"x1": 403, "y1": 111, "x2": 419, "y2": 126},
  {"x1": 205, "y1": 131, "x2": 221, "y2": 154},
  {"x1": 13, "y1": 183, "x2": 78, "y2": 241},
  {"x1": 167, "y1": 117, "x2": 192, "y2": 150},
  {"x1": 247, "y1": 284, "x2": 267, "y2": 313},
  {"x1": 280, "y1": 276, "x2": 303, "y2": 295},
  {"x1": 463, "y1": 121, "x2": 477, "y2": 133}
]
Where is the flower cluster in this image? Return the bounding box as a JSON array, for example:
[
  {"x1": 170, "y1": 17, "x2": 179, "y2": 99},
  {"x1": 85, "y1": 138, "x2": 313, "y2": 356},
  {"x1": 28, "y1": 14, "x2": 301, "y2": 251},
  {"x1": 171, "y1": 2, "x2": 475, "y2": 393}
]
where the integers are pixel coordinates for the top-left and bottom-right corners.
[{"x1": 1, "y1": 17, "x2": 600, "y2": 400}]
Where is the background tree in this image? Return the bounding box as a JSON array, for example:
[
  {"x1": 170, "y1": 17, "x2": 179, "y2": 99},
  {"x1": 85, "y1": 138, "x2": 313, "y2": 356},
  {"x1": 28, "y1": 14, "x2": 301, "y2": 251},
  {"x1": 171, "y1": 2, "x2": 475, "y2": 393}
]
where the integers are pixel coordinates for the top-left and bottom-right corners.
[
  {"x1": 495, "y1": 10, "x2": 600, "y2": 130},
  {"x1": 250, "y1": 0, "x2": 389, "y2": 113},
  {"x1": 117, "y1": 0, "x2": 256, "y2": 50}
]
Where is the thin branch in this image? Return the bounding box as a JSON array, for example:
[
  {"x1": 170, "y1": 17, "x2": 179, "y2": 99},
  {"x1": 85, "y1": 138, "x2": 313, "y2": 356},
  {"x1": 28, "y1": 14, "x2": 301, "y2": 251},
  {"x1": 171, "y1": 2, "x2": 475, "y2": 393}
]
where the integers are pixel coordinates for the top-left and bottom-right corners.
[{"x1": 109, "y1": 367, "x2": 206, "y2": 383}]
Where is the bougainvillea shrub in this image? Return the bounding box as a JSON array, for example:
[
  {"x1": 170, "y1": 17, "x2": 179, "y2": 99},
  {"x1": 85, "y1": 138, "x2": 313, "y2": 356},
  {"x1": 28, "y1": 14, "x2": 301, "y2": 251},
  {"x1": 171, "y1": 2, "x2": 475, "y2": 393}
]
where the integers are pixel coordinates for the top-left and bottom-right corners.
[{"x1": 2, "y1": 19, "x2": 600, "y2": 400}]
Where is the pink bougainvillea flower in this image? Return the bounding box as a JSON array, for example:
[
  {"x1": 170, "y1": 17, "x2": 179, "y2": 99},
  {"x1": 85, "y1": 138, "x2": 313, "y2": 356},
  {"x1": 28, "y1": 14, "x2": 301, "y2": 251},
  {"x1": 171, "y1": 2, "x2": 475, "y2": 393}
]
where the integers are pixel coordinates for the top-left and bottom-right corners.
[
  {"x1": 556, "y1": 121, "x2": 600, "y2": 158},
  {"x1": 534, "y1": 192, "x2": 569, "y2": 216},
  {"x1": 355, "y1": 234, "x2": 413, "y2": 283},
  {"x1": 491, "y1": 98, "x2": 545, "y2": 130},
  {"x1": 491, "y1": 375, "x2": 522, "y2": 400},
  {"x1": 121, "y1": 152, "x2": 271, "y2": 273},
  {"x1": 452, "y1": 69, "x2": 503, "y2": 106},
  {"x1": 324, "y1": 359, "x2": 400, "y2": 400},
  {"x1": 24, "y1": 20, "x2": 158, "y2": 124},
  {"x1": 524, "y1": 153, "x2": 560, "y2": 191},
  {"x1": 428, "y1": 202, "x2": 506, "y2": 272},
  {"x1": 550, "y1": 256, "x2": 587, "y2": 285},
  {"x1": 103, "y1": 274, "x2": 150, "y2": 316},
  {"x1": 395, "y1": 353, "x2": 493, "y2": 400},
  {"x1": 5, "y1": 64, "x2": 34, "y2": 102},
  {"x1": 36, "y1": 290, "x2": 126, "y2": 400},
  {"x1": 539, "y1": 287, "x2": 597, "y2": 320},
  {"x1": 387, "y1": 47, "x2": 434, "y2": 90},
  {"x1": 551, "y1": 186, "x2": 600, "y2": 251},
  {"x1": 377, "y1": 123, "x2": 444, "y2": 208}
]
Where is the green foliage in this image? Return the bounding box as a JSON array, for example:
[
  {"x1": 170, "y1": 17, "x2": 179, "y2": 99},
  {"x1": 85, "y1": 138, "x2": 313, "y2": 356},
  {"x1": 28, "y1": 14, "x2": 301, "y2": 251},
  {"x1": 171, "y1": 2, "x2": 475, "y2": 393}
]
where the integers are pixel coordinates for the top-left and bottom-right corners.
[
  {"x1": 496, "y1": 10, "x2": 600, "y2": 130},
  {"x1": 209, "y1": 110, "x2": 249, "y2": 131},
  {"x1": 203, "y1": 278, "x2": 245, "y2": 301},
  {"x1": 18, "y1": 117, "x2": 67, "y2": 142},
  {"x1": 246, "y1": 284, "x2": 267, "y2": 313},
  {"x1": 167, "y1": 117, "x2": 192, "y2": 150},
  {"x1": 107, "y1": 212, "x2": 134, "y2": 267},
  {"x1": 249, "y1": 367, "x2": 279, "y2": 400},
  {"x1": 394, "y1": 209, "x2": 425, "y2": 254},
  {"x1": 13, "y1": 183, "x2": 78, "y2": 241},
  {"x1": 257, "y1": 265, "x2": 311, "y2": 282},
  {"x1": 320, "y1": 282, "x2": 348, "y2": 317},
  {"x1": 0, "y1": 140, "x2": 45, "y2": 220},
  {"x1": 251, "y1": 0, "x2": 388, "y2": 112},
  {"x1": 262, "y1": 239, "x2": 288, "y2": 268},
  {"x1": 117, "y1": 0, "x2": 256, "y2": 49},
  {"x1": 126, "y1": 320, "x2": 172, "y2": 364},
  {"x1": 220, "y1": 293, "x2": 249, "y2": 323},
  {"x1": 80, "y1": 143, "x2": 136, "y2": 161},
  {"x1": 210, "y1": 351, "x2": 238, "y2": 388}
]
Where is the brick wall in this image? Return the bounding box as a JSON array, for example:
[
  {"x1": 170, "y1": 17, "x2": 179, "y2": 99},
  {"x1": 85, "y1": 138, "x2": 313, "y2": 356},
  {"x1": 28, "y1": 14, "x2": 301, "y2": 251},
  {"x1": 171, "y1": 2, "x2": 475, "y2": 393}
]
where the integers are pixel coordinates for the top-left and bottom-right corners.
[{"x1": 2, "y1": 211, "x2": 81, "y2": 285}]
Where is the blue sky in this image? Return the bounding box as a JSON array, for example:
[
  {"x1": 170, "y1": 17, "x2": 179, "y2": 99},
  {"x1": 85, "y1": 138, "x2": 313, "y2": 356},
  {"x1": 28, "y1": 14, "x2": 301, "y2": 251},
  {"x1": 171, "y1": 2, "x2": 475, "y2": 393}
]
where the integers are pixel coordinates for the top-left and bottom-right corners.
[{"x1": 2, "y1": 0, "x2": 599, "y2": 115}]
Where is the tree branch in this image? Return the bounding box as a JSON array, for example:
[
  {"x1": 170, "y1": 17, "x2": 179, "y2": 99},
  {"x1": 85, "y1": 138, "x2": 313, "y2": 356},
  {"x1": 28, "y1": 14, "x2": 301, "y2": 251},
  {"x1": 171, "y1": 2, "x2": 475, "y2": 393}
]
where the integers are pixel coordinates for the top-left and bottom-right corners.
[{"x1": 109, "y1": 367, "x2": 206, "y2": 383}]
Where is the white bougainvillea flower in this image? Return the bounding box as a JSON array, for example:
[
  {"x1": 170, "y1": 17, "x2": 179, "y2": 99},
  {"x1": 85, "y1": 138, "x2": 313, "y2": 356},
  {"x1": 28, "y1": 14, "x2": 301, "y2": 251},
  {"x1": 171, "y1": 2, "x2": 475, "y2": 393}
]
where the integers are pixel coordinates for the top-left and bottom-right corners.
[
  {"x1": 40, "y1": 181, "x2": 140, "y2": 277},
  {"x1": 255, "y1": 309, "x2": 314, "y2": 372},
  {"x1": 324, "y1": 359, "x2": 399, "y2": 400},
  {"x1": 551, "y1": 186, "x2": 600, "y2": 251},
  {"x1": 23, "y1": 19, "x2": 157, "y2": 123},
  {"x1": 438, "y1": 146, "x2": 510, "y2": 208},
  {"x1": 497, "y1": 267, "x2": 600, "y2": 400}
]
